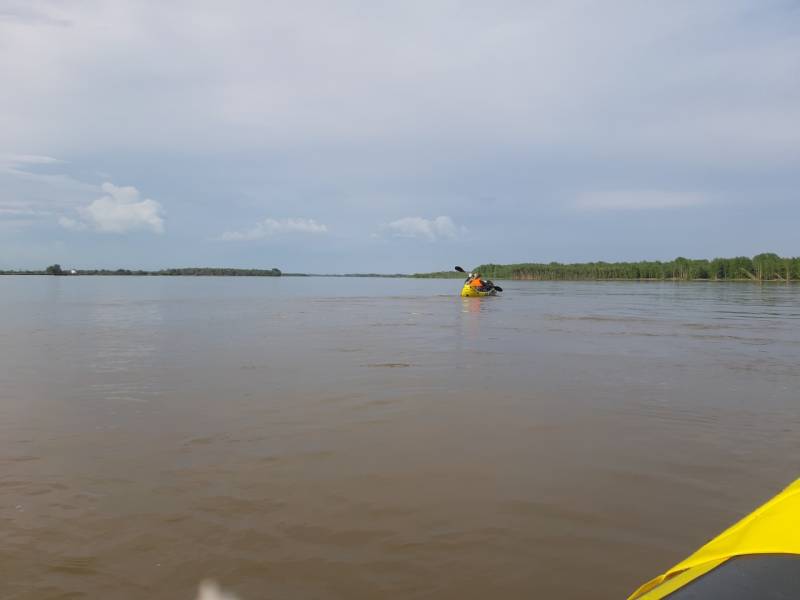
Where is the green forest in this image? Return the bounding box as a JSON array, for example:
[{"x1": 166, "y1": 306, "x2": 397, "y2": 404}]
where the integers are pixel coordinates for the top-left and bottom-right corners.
[{"x1": 415, "y1": 254, "x2": 800, "y2": 281}]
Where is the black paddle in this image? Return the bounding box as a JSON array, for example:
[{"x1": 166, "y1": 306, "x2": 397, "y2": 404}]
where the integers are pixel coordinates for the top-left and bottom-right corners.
[{"x1": 454, "y1": 266, "x2": 503, "y2": 293}]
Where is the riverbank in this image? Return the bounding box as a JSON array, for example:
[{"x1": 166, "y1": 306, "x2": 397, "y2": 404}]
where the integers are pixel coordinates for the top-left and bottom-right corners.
[{"x1": 414, "y1": 253, "x2": 800, "y2": 282}]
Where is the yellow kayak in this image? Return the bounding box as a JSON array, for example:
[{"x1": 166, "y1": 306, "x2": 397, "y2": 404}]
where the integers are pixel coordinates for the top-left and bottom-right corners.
[
  {"x1": 629, "y1": 477, "x2": 800, "y2": 599},
  {"x1": 460, "y1": 284, "x2": 498, "y2": 297}
]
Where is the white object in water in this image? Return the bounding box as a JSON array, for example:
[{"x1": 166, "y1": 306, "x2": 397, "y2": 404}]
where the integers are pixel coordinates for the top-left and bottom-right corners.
[{"x1": 196, "y1": 580, "x2": 241, "y2": 600}]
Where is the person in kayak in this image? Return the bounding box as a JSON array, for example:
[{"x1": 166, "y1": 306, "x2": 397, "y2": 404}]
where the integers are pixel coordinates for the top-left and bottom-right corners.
[
  {"x1": 467, "y1": 273, "x2": 490, "y2": 291},
  {"x1": 455, "y1": 266, "x2": 503, "y2": 295}
]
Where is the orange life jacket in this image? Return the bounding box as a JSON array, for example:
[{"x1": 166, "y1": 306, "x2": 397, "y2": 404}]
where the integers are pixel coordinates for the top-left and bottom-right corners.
[{"x1": 468, "y1": 277, "x2": 484, "y2": 288}]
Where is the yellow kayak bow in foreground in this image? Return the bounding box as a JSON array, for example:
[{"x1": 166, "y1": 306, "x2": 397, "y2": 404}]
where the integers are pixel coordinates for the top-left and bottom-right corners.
[{"x1": 629, "y1": 477, "x2": 800, "y2": 599}]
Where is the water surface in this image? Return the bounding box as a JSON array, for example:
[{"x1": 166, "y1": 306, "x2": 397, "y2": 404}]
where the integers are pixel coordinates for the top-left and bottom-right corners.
[{"x1": 2, "y1": 277, "x2": 799, "y2": 599}]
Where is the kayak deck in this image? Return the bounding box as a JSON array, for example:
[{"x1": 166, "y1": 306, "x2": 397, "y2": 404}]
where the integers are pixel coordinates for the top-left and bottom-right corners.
[
  {"x1": 629, "y1": 477, "x2": 800, "y2": 599},
  {"x1": 646, "y1": 554, "x2": 800, "y2": 599}
]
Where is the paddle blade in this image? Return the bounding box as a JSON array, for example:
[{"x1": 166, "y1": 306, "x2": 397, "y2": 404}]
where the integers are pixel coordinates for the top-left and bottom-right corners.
[
  {"x1": 493, "y1": 285, "x2": 503, "y2": 292},
  {"x1": 455, "y1": 266, "x2": 466, "y2": 273}
]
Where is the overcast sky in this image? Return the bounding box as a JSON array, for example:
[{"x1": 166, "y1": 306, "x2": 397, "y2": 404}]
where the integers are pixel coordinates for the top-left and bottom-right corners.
[{"x1": 1, "y1": 0, "x2": 798, "y2": 272}]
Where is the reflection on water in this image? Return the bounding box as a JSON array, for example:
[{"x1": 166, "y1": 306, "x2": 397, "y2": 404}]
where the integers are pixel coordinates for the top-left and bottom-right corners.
[{"x1": 1, "y1": 277, "x2": 799, "y2": 599}]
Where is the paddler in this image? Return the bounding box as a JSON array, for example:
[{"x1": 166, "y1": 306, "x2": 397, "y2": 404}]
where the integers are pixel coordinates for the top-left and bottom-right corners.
[{"x1": 467, "y1": 272, "x2": 487, "y2": 291}]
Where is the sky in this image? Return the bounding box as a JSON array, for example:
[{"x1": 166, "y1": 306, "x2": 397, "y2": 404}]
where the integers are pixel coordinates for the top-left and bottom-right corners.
[{"x1": 1, "y1": 0, "x2": 798, "y2": 273}]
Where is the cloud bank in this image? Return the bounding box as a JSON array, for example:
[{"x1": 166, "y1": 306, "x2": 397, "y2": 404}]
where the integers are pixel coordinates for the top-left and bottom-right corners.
[{"x1": 3, "y1": 1, "x2": 798, "y2": 168}]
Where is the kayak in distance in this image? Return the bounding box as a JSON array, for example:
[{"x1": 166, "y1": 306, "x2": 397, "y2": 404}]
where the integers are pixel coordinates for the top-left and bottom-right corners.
[
  {"x1": 628, "y1": 476, "x2": 800, "y2": 599},
  {"x1": 454, "y1": 265, "x2": 503, "y2": 297}
]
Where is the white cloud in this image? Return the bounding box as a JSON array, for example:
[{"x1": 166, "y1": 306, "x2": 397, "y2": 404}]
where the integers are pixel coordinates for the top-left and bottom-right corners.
[
  {"x1": 219, "y1": 218, "x2": 328, "y2": 241},
  {"x1": 382, "y1": 216, "x2": 464, "y2": 240},
  {"x1": 0, "y1": 154, "x2": 63, "y2": 167},
  {"x1": 574, "y1": 190, "x2": 708, "y2": 211},
  {"x1": 61, "y1": 182, "x2": 165, "y2": 233},
  {"x1": 0, "y1": 4, "x2": 71, "y2": 27},
  {"x1": 0, "y1": 153, "x2": 99, "y2": 227},
  {"x1": 57, "y1": 216, "x2": 87, "y2": 231},
  {"x1": 0, "y1": 203, "x2": 54, "y2": 218}
]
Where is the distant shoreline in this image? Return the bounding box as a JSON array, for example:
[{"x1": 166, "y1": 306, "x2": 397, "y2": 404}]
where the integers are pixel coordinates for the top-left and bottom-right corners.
[
  {"x1": 1, "y1": 273, "x2": 797, "y2": 283},
  {"x1": 0, "y1": 267, "x2": 282, "y2": 277},
  {"x1": 2, "y1": 253, "x2": 798, "y2": 282}
]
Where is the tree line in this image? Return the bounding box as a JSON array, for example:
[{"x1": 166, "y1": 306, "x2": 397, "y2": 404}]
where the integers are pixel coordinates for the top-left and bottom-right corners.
[
  {"x1": 472, "y1": 254, "x2": 800, "y2": 281},
  {"x1": 1, "y1": 265, "x2": 282, "y2": 277},
  {"x1": 414, "y1": 254, "x2": 800, "y2": 281}
]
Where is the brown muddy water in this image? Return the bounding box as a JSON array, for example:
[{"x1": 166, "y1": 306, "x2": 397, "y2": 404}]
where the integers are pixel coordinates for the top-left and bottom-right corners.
[{"x1": 2, "y1": 276, "x2": 799, "y2": 599}]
